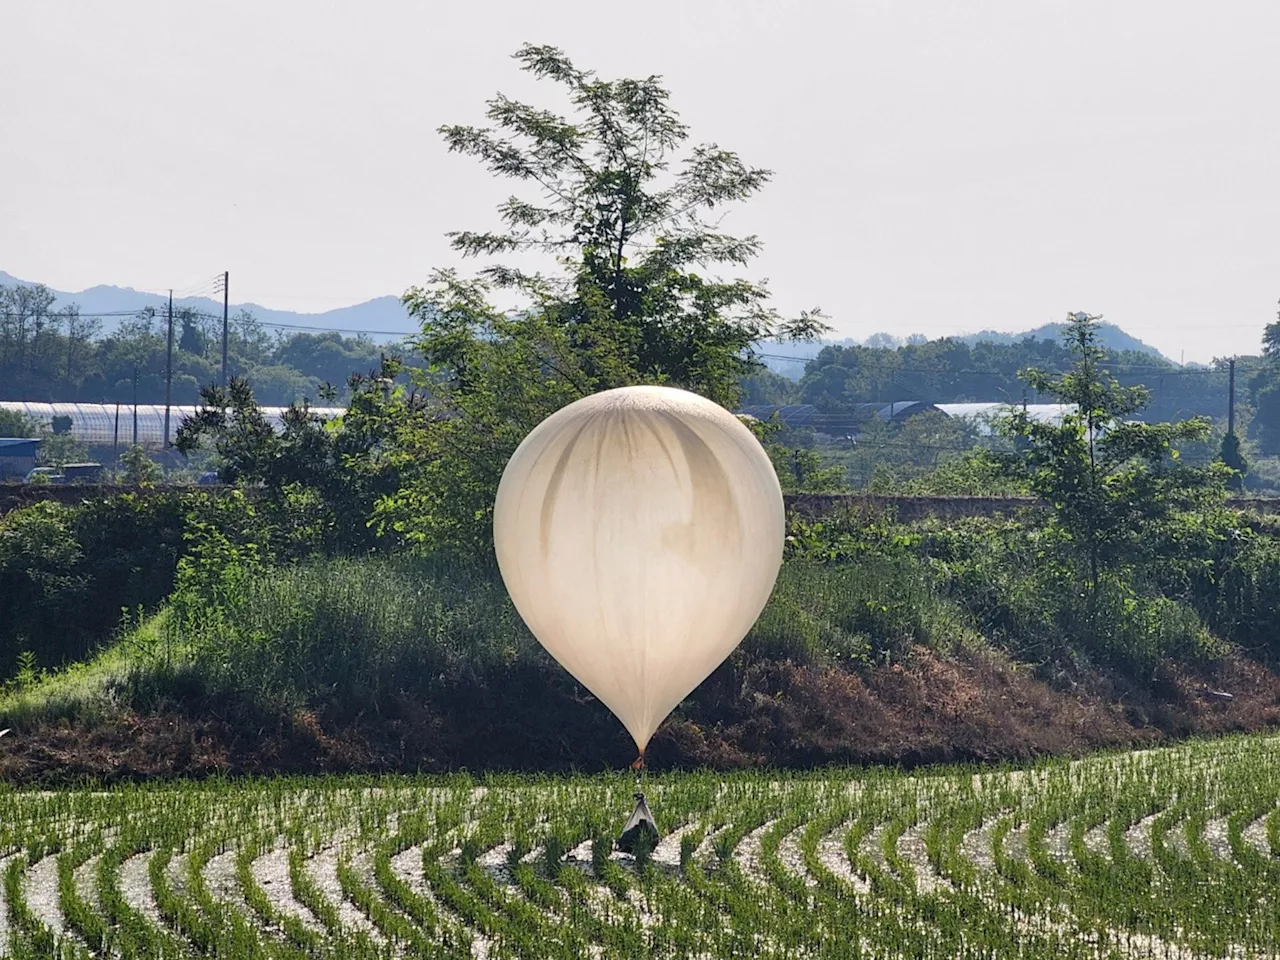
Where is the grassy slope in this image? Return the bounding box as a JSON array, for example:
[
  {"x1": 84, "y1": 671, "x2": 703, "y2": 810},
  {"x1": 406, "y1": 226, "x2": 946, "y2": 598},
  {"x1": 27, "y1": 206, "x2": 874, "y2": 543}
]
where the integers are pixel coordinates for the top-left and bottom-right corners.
[{"x1": 2, "y1": 556, "x2": 1278, "y2": 783}]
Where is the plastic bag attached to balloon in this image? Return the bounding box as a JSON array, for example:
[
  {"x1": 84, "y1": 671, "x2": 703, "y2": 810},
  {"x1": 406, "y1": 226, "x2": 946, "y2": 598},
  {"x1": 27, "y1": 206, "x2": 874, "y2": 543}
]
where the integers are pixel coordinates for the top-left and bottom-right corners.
[{"x1": 616, "y1": 792, "x2": 659, "y2": 855}]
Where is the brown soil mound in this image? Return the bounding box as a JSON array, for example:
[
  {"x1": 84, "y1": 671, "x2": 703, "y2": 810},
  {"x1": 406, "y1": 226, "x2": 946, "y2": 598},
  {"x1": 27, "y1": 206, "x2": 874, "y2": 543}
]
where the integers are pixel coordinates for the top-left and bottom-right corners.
[{"x1": 1, "y1": 648, "x2": 1277, "y2": 784}]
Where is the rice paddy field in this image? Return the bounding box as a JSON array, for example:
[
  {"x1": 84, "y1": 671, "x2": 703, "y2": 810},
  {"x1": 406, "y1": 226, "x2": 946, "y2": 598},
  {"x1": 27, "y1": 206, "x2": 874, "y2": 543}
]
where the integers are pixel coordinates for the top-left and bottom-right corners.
[{"x1": 0, "y1": 734, "x2": 1277, "y2": 959}]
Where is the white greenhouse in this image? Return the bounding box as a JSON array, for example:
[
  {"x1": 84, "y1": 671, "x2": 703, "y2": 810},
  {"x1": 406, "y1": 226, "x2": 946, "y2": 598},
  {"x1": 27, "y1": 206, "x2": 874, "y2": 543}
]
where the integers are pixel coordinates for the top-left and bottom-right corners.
[
  {"x1": 934, "y1": 402, "x2": 1075, "y2": 435},
  {"x1": 0, "y1": 402, "x2": 346, "y2": 446}
]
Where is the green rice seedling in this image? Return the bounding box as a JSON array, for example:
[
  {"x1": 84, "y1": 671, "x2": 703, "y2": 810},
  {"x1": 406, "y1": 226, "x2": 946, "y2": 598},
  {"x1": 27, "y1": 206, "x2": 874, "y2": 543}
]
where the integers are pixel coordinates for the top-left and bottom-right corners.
[{"x1": 1, "y1": 735, "x2": 1279, "y2": 958}]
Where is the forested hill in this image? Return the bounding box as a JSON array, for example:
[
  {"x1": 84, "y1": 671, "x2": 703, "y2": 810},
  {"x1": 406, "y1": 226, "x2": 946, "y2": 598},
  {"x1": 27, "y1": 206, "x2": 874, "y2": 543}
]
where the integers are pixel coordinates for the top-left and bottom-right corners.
[
  {"x1": 0, "y1": 274, "x2": 1250, "y2": 429},
  {"x1": 0, "y1": 278, "x2": 409, "y2": 406},
  {"x1": 959, "y1": 321, "x2": 1167, "y2": 359},
  {"x1": 745, "y1": 334, "x2": 1245, "y2": 428},
  {"x1": 757, "y1": 321, "x2": 1170, "y2": 380}
]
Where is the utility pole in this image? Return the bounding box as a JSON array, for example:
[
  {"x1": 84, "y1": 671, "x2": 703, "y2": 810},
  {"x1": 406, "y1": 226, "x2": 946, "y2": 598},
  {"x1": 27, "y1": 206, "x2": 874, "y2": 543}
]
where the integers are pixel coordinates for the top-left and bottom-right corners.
[
  {"x1": 1228, "y1": 357, "x2": 1237, "y2": 436},
  {"x1": 163, "y1": 290, "x2": 174, "y2": 447},
  {"x1": 221, "y1": 270, "x2": 229, "y2": 387},
  {"x1": 113, "y1": 402, "x2": 120, "y2": 463},
  {"x1": 131, "y1": 365, "x2": 139, "y2": 446}
]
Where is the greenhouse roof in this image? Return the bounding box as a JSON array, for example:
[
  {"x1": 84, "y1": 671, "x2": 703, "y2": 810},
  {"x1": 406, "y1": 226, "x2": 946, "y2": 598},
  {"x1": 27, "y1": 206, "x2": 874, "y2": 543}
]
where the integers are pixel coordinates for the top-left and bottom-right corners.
[{"x1": 0, "y1": 402, "x2": 346, "y2": 446}]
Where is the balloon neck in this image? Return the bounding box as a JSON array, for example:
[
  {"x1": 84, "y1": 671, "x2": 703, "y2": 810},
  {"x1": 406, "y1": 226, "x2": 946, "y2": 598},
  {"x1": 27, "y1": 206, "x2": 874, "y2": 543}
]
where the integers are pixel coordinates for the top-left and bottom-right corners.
[{"x1": 630, "y1": 753, "x2": 646, "y2": 772}]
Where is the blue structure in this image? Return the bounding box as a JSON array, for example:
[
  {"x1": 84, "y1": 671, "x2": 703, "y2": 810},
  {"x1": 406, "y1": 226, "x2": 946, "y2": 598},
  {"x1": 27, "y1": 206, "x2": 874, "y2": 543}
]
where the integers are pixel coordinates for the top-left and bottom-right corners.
[{"x1": 0, "y1": 438, "x2": 41, "y2": 479}]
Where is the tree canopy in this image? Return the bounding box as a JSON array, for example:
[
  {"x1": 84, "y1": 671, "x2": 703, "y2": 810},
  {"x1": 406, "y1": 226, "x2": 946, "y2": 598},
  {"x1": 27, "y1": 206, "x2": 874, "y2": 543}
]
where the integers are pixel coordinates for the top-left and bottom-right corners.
[{"x1": 377, "y1": 44, "x2": 828, "y2": 547}]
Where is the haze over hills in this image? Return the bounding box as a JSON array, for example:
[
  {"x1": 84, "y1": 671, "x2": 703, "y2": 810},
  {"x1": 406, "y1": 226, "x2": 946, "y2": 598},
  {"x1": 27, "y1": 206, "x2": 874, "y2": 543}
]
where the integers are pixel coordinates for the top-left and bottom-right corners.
[
  {"x1": 756, "y1": 322, "x2": 1173, "y2": 377},
  {"x1": 0, "y1": 271, "x2": 417, "y2": 340},
  {"x1": 3, "y1": 271, "x2": 1176, "y2": 375}
]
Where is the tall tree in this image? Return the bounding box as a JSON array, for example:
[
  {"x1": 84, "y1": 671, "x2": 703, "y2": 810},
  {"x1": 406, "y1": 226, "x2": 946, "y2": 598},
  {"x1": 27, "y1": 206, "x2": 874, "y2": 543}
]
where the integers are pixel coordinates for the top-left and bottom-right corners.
[
  {"x1": 377, "y1": 44, "x2": 829, "y2": 548},
  {"x1": 427, "y1": 43, "x2": 827, "y2": 409},
  {"x1": 2, "y1": 284, "x2": 56, "y2": 375},
  {"x1": 1250, "y1": 300, "x2": 1280, "y2": 455},
  {"x1": 1003, "y1": 313, "x2": 1223, "y2": 592}
]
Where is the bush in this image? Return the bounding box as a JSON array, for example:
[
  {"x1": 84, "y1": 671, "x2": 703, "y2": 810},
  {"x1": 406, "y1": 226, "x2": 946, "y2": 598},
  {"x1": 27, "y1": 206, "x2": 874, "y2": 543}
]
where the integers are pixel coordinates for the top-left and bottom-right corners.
[
  {"x1": 790, "y1": 511, "x2": 1225, "y2": 675},
  {"x1": 0, "y1": 408, "x2": 40, "y2": 438},
  {"x1": 0, "y1": 502, "x2": 86, "y2": 672},
  {"x1": 1209, "y1": 534, "x2": 1280, "y2": 661},
  {"x1": 0, "y1": 494, "x2": 191, "y2": 675}
]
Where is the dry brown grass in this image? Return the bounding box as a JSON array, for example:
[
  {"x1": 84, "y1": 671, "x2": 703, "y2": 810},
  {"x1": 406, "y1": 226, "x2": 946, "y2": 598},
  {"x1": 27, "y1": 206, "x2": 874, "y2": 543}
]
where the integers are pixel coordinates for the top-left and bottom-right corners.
[{"x1": 1, "y1": 646, "x2": 1276, "y2": 784}]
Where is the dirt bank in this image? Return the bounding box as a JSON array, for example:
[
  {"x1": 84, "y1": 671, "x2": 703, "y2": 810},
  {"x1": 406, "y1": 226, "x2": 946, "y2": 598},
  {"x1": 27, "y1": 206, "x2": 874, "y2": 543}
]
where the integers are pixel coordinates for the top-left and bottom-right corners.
[{"x1": 1, "y1": 648, "x2": 1276, "y2": 784}]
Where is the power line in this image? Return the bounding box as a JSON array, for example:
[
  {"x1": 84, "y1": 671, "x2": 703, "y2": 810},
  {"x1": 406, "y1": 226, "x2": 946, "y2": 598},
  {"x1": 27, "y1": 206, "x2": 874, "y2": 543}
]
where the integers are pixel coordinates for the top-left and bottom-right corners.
[
  {"x1": 170, "y1": 275, "x2": 225, "y2": 299},
  {"x1": 6, "y1": 308, "x2": 416, "y2": 339},
  {"x1": 753, "y1": 354, "x2": 1228, "y2": 375}
]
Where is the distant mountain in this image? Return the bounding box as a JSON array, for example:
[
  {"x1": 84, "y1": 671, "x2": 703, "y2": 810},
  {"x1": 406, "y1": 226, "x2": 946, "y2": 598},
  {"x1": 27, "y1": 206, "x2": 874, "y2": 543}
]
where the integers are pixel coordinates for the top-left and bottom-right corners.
[
  {"x1": 0, "y1": 271, "x2": 417, "y2": 341},
  {"x1": 959, "y1": 322, "x2": 1168, "y2": 360},
  {"x1": 1, "y1": 271, "x2": 1171, "y2": 365}
]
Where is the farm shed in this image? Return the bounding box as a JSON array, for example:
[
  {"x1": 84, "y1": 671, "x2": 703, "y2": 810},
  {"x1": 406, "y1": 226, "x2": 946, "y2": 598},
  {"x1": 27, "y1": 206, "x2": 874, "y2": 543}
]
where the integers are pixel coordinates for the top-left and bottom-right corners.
[{"x1": 0, "y1": 438, "x2": 40, "y2": 479}]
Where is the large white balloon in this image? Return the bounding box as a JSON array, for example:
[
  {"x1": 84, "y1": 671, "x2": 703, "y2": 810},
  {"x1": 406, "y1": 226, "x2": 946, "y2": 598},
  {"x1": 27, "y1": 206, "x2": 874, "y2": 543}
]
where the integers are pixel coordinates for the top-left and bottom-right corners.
[{"x1": 493, "y1": 385, "x2": 785, "y2": 756}]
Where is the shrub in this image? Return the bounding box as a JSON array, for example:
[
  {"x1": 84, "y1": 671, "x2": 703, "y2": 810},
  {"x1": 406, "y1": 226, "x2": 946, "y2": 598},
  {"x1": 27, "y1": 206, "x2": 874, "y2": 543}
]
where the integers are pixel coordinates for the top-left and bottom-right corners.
[
  {"x1": 1209, "y1": 534, "x2": 1280, "y2": 662},
  {"x1": 0, "y1": 494, "x2": 190, "y2": 674}
]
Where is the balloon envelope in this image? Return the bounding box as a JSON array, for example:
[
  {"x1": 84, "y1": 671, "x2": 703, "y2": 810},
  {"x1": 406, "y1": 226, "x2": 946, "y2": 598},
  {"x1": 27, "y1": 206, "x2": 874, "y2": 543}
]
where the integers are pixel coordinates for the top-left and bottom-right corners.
[{"x1": 493, "y1": 385, "x2": 785, "y2": 753}]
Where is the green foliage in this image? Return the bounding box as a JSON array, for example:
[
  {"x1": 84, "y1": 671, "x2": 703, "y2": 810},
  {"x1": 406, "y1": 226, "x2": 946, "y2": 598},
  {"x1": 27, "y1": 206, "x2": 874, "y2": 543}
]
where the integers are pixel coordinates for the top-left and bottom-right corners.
[
  {"x1": 745, "y1": 418, "x2": 849, "y2": 494},
  {"x1": 0, "y1": 494, "x2": 189, "y2": 674},
  {"x1": 769, "y1": 445, "x2": 849, "y2": 494},
  {"x1": 740, "y1": 367, "x2": 801, "y2": 406},
  {"x1": 840, "y1": 410, "x2": 985, "y2": 490},
  {"x1": 0, "y1": 281, "x2": 401, "y2": 406},
  {"x1": 1002, "y1": 313, "x2": 1225, "y2": 589},
  {"x1": 166, "y1": 553, "x2": 530, "y2": 714},
  {"x1": 1244, "y1": 303, "x2": 1280, "y2": 455},
  {"x1": 797, "y1": 329, "x2": 1220, "y2": 422},
  {"x1": 13, "y1": 650, "x2": 40, "y2": 690},
  {"x1": 748, "y1": 559, "x2": 975, "y2": 666},
  {"x1": 369, "y1": 45, "x2": 830, "y2": 548},
  {"x1": 36, "y1": 430, "x2": 88, "y2": 468},
  {"x1": 176, "y1": 372, "x2": 409, "y2": 554},
  {"x1": 786, "y1": 510, "x2": 1227, "y2": 673},
  {"x1": 118, "y1": 444, "x2": 160, "y2": 485},
  {"x1": 153, "y1": 541, "x2": 986, "y2": 717},
  {"x1": 438, "y1": 43, "x2": 828, "y2": 409},
  {"x1": 884, "y1": 449, "x2": 1032, "y2": 497},
  {"x1": 170, "y1": 490, "x2": 270, "y2": 615},
  {"x1": 383, "y1": 274, "x2": 588, "y2": 549},
  {"x1": 0, "y1": 407, "x2": 40, "y2": 438},
  {"x1": 1207, "y1": 531, "x2": 1280, "y2": 659},
  {"x1": 1218, "y1": 432, "x2": 1248, "y2": 491},
  {"x1": 1251, "y1": 383, "x2": 1280, "y2": 457}
]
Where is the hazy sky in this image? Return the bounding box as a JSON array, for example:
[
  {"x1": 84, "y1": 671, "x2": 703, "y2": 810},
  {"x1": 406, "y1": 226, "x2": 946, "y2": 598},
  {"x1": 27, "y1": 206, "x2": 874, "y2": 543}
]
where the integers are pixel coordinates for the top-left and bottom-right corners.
[{"x1": 3, "y1": 1, "x2": 1278, "y2": 363}]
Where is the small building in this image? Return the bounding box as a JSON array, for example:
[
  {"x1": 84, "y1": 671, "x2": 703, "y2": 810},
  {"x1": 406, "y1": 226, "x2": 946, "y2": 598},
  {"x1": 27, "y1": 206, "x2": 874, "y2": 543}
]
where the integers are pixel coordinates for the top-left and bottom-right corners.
[{"x1": 0, "y1": 438, "x2": 41, "y2": 480}]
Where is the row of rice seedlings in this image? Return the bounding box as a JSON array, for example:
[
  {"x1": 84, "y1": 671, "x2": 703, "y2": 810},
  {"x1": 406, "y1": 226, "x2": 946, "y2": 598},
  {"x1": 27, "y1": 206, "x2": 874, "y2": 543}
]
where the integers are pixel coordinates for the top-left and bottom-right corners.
[{"x1": 1, "y1": 736, "x2": 1277, "y2": 958}]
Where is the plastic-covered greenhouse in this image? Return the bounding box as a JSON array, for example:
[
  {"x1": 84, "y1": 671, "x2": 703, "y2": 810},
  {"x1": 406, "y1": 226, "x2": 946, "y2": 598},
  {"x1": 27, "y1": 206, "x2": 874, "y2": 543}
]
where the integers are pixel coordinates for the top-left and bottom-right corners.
[{"x1": 0, "y1": 402, "x2": 346, "y2": 446}]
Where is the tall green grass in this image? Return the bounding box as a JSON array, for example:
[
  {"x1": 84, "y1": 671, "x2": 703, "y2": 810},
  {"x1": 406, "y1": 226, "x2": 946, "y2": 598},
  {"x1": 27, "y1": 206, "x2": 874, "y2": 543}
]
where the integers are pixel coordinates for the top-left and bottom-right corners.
[
  {"x1": 164, "y1": 552, "x2": 985, "y2": 712},
  {"x1": 166, "y1": 554, "x2": 535, "y2": 712}
]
